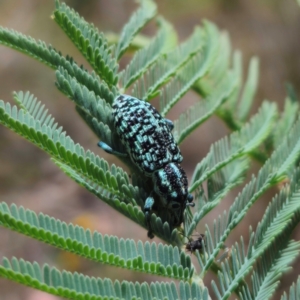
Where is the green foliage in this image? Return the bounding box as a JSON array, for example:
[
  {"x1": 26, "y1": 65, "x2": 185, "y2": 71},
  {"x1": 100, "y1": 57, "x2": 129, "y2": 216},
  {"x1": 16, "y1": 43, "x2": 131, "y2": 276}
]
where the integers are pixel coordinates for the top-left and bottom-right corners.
[
  {"x1": 0, "y1": 26, "x2": 70, "y2": 69},
  {"x1": 159, "y1": 22, "x2": 220, "y2": 117},
  {"x1": 0, "y1": 0, "x2": 300, "y2": 299},
  {"x1": 132, "y1": 23, "x2": 211, "y2": 101},
  {"x1": 54, "y1": 0, "x2": 119, "y2": 87},
  {"x1": 115, "y1": 0, "x2": 157, "y2": 60},
  {"x1": 0, "y1": 257, "x2": 206, "y2": 300},
  {"x1": 237, "y1": 57, "x2": 259, "y2": 121},
  {"x1": 273, "y1": 84, "x2": 299, "y2": 149},
  {"x1": 281, "y1": 276, "x2": 300, "y2": 300},
  {"x1": 119, "y1": 17, "x2": 177, "y2": 90},
  {"x1": 211, "y1": 167, "x2": 300, "y2": 299},
  {"x1": 173, "y1": 69, "x2": 238, "y2": 144},
  {"x1": 0, "y1": 202, "x2": 193, "y2": 280},
  {"x1": 190, "y1": 101, "x2": 277, "y2": 193}
]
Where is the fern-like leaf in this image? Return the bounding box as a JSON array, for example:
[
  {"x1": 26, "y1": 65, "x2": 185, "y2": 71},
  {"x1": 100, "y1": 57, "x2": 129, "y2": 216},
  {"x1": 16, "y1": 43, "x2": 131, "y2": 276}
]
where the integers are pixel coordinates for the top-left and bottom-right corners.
[
  {"x1": 186, "y1": 158, "x2": 249, "y2": 236},
  {"x1": 212, "y1": 233, "x2": 300, "y2": 300},
  {"x1": 219, "y1": 53, "x2": 259, "y2": 131},
  {"x1": 58, "y1": 60, "x2": 118, "y2": 105},
  {"x1": 54, "y1": 66, "x2": 124, "y2": 158},
  {"x1": 13, "y1": 91, "x2": 62, "y2": 133},
  {"x1": 237, "y1": 57, "x2": 259, "y2": 121},
  {"x1": 0, "y1": 98, "x2": 149, "y2": 227},
  {"x1": 0, "y1": 26, "x2": 70, "y2": 69},
  {"x1": 190, "y1": 101, "x2": 277, "y2": 192},
  {"x1": 227, "y1": 119, "x2": 300, "y2": 225},
  {"x1": 225, "y1": 50, "x2": 243, "y2": 112},
  {"x1": 194, "y1": 116, "x2": 300, "y2": 274},
  {"x1": 244, "y1": 239, "x2": 300, "y2": 300},
  {"x1": 0, "y1": 202, "x2": 193, "y2": 280},
  {"x1": 194, "y1": 31, "x2": 231, "y2": 97},
  {"x1": 0, "y1": 257, "x2": 207, "y2": 300},
  {"x1": 281, "y1": 276, "x2": 300, "y2": 300},
  {"x1": 54, "y1": 158, "x2": 183, "y2": 243},
  {"x1": 115, "y1": 0, "x2": 157, "y2": 60},
  {"x1": 159, "y1": 21, "x2": 220, "y2": 117},
  {"x1": 200, "y1": 137, "x2": 300, "y2": 275},
  {"x1": 55, "y1": 66, "x2": 114, "y2": 130},
  {"x1": 132, "y1": 21, "x2": 217, "y2": 100},
  {"x1": 54, "y1": 1, "x2": 119, "y2": 87},
  {"x1": 173, "y1": 69, "x2": 238, "y2": 144},
  {"x1": 119, "y1": 17, "x2": 177, "y2": 90},
  {"x1": 273, "y1": 86, "x2": 299, "y2": 149},
  {"x1": 0, "y1": 26, "x2": 118, "y2": 103}
]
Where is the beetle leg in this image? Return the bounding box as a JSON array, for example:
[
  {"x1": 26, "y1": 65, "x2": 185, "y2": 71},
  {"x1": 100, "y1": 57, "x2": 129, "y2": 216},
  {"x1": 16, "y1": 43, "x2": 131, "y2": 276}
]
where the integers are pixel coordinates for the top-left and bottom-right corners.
[
  {"x1": 164, "y1": 118, "x2": 174, "y2": 131},
  {"x1": 144, "y1": 196, "x2": 155, "y2": 238},
  {"x1": 98, "y1": 141, "x2": 127, "y2": 157}
]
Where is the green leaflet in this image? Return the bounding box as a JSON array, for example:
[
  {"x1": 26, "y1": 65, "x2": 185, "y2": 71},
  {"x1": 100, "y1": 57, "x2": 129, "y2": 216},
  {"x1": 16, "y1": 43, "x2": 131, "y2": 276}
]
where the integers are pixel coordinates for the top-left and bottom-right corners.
[
  {"x1": 132, "y1": 22, "x2": 217, "y2": 100},
  {"x1": 54, "y1": 1, "x2": 119, "y2": 87},
  {"x1": 213, "y1": 236, "x2": 300, "y2": 300},
  {"x1": 213, "y1": 179, "x2": 300, "y2": 300},
  {"x1": 185, "y1": 157, "x2": 249, "y2": 236},
  {"x1": 194, "y1": 31, "x2": 231, "y2": 97},
  {"x1": 0, "y1": 256, "x2": 206, "y2": 300},
  {"x1": 173, "y1": 69, "x2": 238, "y2": 144},
  {"x1": 273, "y1": 91, "x2": 299, "y2": 149},
  {"x1": 55, "y1": 67, "x2": 114, "y2": 129},
  {"x1": 116, "y1": 0, "x2": 157, "y2": 60},
  {"x1": 0, "y1": 202, "x2": 193, "y2": 280},
  {"x1": 197, "y1": 117, "x2": 300, "y2": 276},
  {"x1": 237, "y1": 57, "x2": 259, "y2": 121},
  {"x1": 13, "y1": 91, "x2": 62, "y2": 132},
  {"x1": 0, "y1": 26, "x2": 69, "y2": 69},
  {"x1": 190, "y1": 101, "x2": 277, "y2": 192},
  {"x1": 226, "y1": 50, "x2": 243, "y2": 112},
  {"x1": 0, "y1": 98, "x2": 140, "y2": 210},
  {"x1": 281, "y1": 276, "x2": 300, "y2": 300},
  {"x1": 159, "y1": 21, "x2": 220, "y2": 117},
  {"x1": 120, "y1": 17, "x2": 177, "y2": 90},
  {"x1": 247, "y1": 239, "x2": 300, "y2": 300},
  {"x1": 0, "y1": 26, "x2": 118, "y2": 102},
  {"x1": 217, "y1": 54, "x2": 260, "y2": 132}
]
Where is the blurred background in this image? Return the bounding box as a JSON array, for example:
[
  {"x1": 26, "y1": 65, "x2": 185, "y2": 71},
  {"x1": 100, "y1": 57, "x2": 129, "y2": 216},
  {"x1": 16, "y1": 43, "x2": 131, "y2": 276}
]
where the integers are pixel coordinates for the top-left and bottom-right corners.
[{"x1": 0, "y1": 0, "x2": 300, "y2": 299}]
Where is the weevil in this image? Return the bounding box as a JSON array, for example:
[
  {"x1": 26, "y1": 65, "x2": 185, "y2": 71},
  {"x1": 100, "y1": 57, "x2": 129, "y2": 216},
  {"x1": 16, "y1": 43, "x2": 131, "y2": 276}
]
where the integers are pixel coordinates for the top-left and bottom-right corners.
[{"x1": 98, "y1": 94, "x2": 194, "y2": 237}]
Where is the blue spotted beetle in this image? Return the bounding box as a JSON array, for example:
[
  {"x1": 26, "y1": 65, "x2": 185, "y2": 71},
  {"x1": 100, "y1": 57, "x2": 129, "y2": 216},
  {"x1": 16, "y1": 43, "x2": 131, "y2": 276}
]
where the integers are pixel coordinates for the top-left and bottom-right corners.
[{"x1": 98, "y1": 94, "x2": 194, "y2": 237}]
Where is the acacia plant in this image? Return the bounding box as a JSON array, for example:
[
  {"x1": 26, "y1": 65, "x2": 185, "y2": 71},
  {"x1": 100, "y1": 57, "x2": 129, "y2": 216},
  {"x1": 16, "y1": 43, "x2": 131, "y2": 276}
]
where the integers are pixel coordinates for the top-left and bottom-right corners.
[{"x1": 0, "y1": 1, "x2": 300, "y2": 299}]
